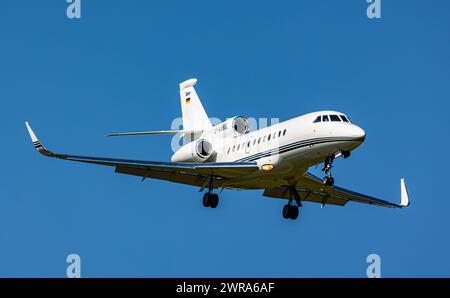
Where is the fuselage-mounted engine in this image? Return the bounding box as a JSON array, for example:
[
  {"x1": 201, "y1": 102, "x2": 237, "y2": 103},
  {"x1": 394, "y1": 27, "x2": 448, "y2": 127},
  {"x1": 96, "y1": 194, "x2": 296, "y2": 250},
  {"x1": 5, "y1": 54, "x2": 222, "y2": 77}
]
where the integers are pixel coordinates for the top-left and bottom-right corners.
[
  {"x1": 212, "y1": 116, "x2": 250, "y2": 138},
  {"x1": 171, "y1": 138, "x2": 214, "y2": 162}
]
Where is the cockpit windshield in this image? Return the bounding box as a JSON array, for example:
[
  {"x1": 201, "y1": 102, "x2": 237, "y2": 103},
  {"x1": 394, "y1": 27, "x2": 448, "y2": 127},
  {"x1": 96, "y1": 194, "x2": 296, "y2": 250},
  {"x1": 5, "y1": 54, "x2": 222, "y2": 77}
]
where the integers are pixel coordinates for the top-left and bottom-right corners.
[
  {"x1": 340, "y1": 115, "x2": 350, "y2": 122},
  {"x1": 313, "y1": 114, "x2": 352, "y2": 123}
]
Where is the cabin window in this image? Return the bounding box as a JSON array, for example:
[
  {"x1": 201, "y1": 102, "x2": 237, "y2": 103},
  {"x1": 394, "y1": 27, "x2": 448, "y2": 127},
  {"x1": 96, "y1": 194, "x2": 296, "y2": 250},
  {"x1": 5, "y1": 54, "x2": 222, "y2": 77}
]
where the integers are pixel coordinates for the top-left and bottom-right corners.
[
  {"x1": 247, "y1": 141, "x2": 251, "y2": 147},
  {"x1": 258, "y1": 137, "x2": 261, "y2": 144},
  {"x1": 340, "y1": 115, "x2": 349, "y2": 122},
  {"x1": 237, "y1": 144, "x2": 240, "y2": 150},
  {"x1": 227, "y1": 147, "x2": 230, "y2": 154},
  {"x1": 283, "y1": 129, "x2": 286, "y2": 136},
  {"x1": 268, "y1": 134, "x2": 271, "y2": 141},
  {"x1": 232, "y1": 145, "x2": 235, "y2": 152},
  {"x1": 330, "y1": 115, "x2": 341, "y2": 122},
  {"x1": 253, "y1": 139, "x2": 256, "y2": 145},
  {"x1": 323, "y1": 115, "x2": 329, "y2": 122},
  {"x1": 313, "y1": 116, "x2": 321, "y2": 123}
]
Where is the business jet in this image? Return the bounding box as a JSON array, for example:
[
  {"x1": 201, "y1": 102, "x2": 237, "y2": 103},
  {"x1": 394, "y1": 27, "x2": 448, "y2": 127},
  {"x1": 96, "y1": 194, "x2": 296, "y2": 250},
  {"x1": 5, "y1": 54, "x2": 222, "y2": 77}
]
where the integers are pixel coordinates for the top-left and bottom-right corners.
[{"x1": 25, "y1": 78, "x2": 410, "y2": 220}]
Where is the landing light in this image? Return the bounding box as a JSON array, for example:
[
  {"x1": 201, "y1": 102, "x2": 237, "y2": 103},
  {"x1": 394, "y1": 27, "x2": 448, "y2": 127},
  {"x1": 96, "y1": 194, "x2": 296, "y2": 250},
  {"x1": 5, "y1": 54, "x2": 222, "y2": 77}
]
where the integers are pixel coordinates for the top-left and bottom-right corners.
[{"x1": 261, "y1": 164, "x2": 274, "y2": 171}]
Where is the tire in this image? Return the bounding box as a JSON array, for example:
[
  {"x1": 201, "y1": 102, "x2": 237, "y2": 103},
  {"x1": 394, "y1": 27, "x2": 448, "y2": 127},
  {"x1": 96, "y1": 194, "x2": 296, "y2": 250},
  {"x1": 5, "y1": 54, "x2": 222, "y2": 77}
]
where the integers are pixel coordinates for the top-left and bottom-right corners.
[
  {"x1": 290, "y1": 206, "x2": 299, "y2": 220},
  {"x1": 328, "y1": 177, "x2": 334, "y2": 186},
  {"x1": 282, "y1": 205, "x2": 290, "y2": 219},
  {"x1": 202, "y1": 193, "x2": 210, "y2": 207},
  {"x1": 209, "y1": 194, "x2": 219, "y2": 208},
  {"x1": 323, "y1": 176, "x2": 334, "y2": 186}
]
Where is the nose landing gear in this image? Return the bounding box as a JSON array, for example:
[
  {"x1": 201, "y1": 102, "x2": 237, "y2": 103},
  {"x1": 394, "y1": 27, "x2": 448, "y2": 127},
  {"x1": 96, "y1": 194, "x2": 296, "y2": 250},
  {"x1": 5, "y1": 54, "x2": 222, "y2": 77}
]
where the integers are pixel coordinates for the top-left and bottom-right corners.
[
  {"x1": 322, "y1": 155, "x2": 335, "y2": 186},
  {"x1": 321, "y1": 150, "x2": 351, "y2": 186}
]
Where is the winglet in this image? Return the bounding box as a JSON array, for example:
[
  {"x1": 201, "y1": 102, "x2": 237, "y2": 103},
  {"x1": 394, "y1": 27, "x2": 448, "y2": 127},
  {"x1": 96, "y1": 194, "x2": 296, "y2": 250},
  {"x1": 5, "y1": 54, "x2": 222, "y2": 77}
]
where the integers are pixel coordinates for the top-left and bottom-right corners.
[
  {"x1": 25, "y1": 122, "x2": 53, "y2": 157},
  {"x1": 400, "y1": 178, "x2": 410, "y2": 207}
]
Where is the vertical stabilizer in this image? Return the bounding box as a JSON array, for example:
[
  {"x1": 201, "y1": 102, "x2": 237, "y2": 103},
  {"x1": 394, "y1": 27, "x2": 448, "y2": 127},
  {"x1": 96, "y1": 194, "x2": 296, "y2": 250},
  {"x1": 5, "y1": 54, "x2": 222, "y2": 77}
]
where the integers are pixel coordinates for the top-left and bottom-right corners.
[{"x1": 179, "y1": 78, "x2": 212, "y2": 142}]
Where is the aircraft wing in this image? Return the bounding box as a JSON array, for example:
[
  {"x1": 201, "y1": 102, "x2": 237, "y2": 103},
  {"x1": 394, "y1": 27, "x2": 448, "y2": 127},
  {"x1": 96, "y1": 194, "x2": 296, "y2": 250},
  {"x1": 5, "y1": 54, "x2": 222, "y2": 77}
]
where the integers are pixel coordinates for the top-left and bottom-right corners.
[
  {"x1": 25, "y1": 122, "x2": 258, "y2": 187},
  {"x1": 263, "y1": 172, "x2": 410, "y2": 208}
]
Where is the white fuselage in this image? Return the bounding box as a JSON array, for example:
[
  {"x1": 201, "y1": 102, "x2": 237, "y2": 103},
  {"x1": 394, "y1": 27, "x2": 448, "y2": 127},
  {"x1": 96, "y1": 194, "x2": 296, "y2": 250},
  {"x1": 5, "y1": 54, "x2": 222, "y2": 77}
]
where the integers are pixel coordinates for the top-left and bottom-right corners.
[{"x1": 172, "y1": 110, "x2": 366, "y2": 189}]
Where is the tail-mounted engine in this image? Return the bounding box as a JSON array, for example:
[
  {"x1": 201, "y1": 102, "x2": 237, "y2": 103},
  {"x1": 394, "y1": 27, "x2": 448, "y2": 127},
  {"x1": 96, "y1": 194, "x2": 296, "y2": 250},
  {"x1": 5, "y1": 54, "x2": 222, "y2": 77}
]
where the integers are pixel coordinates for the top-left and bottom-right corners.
[
  {"x1": 171, "y1": 139, "x2": 214, "y2": 162},
  {"x1": 212, "y1": 116, "x2": 250, "y2": 138}
]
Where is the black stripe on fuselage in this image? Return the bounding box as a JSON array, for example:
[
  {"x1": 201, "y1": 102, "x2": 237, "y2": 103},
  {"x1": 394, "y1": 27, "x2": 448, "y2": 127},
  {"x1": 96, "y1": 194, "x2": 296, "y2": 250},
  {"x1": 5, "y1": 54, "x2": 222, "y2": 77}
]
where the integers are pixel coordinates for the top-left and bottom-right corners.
[
  {"x1": 240, "y1": 137, "x2": 351, "y2": 161},
  {"x1": 234, "y1": 137, "x2": 334, "y2": 162},
  {"x1": 234, "y1": 137, "x2": 357, "y2": 162},
  {"x1": 234, "y1": 137, "x2": 338, "y2": 162}
]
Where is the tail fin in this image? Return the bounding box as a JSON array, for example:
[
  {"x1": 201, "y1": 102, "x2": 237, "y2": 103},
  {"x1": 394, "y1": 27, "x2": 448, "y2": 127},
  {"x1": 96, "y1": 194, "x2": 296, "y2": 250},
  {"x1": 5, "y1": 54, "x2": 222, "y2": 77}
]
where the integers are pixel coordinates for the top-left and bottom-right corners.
[{"x1": 179, "y1": 79, "x2": 212, "y2": 143}]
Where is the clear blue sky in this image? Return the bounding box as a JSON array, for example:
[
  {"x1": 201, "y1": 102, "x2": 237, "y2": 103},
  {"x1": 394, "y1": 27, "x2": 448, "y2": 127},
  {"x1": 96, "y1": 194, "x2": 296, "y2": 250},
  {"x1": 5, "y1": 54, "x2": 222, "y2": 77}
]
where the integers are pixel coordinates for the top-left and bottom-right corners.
[{"x1": 1, "y1": 0, "x2": 449, "y2": 277}]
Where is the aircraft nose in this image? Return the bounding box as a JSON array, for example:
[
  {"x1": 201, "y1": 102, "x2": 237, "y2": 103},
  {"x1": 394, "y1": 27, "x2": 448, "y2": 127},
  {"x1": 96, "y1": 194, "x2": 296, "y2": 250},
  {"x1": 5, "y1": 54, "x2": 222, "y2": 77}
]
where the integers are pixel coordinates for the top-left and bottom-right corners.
[{"x1": 353, "y1": 126, "x2": 366, "y2": 142}]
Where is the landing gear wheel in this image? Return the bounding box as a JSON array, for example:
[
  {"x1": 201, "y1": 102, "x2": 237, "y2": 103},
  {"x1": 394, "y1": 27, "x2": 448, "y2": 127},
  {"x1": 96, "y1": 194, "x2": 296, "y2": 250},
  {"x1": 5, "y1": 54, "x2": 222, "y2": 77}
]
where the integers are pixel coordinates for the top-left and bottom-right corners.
[
  {"x1": 202, "y1": 193, "x2": 219, "y2": 208},
  {"x1": 202, "y1": 193, "x2": 210, "y2": 207},
  {"x1": 289, "y1": 206, "x2": 299, "y2": 220},
  {"x1": 323, "y1": 176, "x2": 334, "y2": 186},
  {"x1": 282, "y1": 205, "x2": 291, "y2": 219},
  {"x1": 282, "y1": 205, "x2": 299, "y2": 220},
  {"x1": 209, "y1": 194, "x2": 219, "y2": 208}
]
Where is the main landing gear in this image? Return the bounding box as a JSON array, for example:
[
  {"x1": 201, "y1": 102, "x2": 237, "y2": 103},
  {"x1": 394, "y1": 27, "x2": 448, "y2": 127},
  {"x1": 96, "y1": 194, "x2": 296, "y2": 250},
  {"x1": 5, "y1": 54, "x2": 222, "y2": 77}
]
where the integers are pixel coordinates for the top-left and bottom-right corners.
[
  {"x1": 282, "y1": 187, "x2": 302, "y2": 220},
  {"x1": 203, "y1": 193, "x2": 219, "y2": 208},
  {"x1": 202, "y1": 178, "x2": 219, "y2": 208},
  {"x1": 322, "y1": 155, "x2": 335, "y2": 186}
]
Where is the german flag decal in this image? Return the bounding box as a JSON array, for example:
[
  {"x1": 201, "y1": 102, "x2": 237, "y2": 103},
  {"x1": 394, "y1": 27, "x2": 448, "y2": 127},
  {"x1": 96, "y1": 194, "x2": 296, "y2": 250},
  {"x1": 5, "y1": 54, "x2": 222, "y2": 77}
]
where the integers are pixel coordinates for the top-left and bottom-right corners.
[{"x1": 185, "y1": 91, "x2": 191, "y2": 104}]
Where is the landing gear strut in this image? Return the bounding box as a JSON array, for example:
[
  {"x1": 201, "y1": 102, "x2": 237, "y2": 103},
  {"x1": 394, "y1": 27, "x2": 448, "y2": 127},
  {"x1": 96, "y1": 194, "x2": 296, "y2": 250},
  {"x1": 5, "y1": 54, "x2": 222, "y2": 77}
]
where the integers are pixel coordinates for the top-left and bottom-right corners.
[
  {"x1": 322, "y1": 155, "x2": 335, "y2": 186},
  {"x1": 282, "y1": 187, "x2": 302, "y2": 220},
  {"x1": 202, "y1": 177, "x2": 219, "y2": 208}
]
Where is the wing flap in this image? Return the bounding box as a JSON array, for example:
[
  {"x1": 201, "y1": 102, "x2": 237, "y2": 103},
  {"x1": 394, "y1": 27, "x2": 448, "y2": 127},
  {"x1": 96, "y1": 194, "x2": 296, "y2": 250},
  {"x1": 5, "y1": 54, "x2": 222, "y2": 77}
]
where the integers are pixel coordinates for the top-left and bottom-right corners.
[
  {"x1": 263, "y1": 187, "x2": 348, "y2": 206},
  {"x1": 115, "y1": 166, "x2": 211, "y2": 187}
]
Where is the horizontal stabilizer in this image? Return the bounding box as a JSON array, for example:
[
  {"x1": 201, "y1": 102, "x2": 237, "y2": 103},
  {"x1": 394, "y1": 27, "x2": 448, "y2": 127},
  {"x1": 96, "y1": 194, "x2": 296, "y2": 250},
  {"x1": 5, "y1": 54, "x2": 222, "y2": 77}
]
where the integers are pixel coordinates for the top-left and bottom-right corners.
[{"x1": 107, "y1": 130, "x2": 203, "y2": 137}]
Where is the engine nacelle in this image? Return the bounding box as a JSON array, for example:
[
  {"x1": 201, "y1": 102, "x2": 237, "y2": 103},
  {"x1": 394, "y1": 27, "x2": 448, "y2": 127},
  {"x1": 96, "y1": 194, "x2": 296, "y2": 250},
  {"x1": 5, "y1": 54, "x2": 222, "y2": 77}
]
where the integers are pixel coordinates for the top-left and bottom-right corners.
[
  {"x1": 212, "y1": 116, "x2": 250, "y2": 138},
  {"x1": 171, "y1": 139, "x2": 214, "y2": 162}
]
